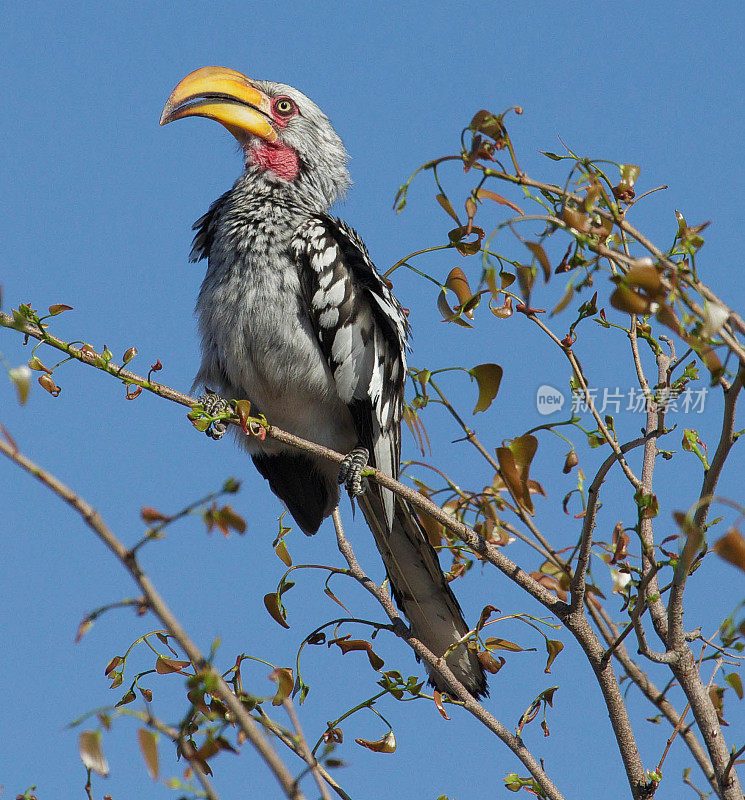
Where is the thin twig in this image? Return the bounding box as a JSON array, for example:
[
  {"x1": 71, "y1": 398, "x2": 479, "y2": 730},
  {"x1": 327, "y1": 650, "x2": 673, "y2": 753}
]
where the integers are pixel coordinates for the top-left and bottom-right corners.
[
  {"x1": 668, "y1": 365, "x2": 744, "y2": 650},
  {"x1": 570, "y1": 435, "x2": 650, "y2": 609},
  {"x1": 0, "y1": 438, "x2": 306, "y2": 800},
  {"x1": 330, "y1": 508, "x2": 567, "y2": 800},
  {"x1": 283, "y1": 699, "x2": 334, "y2": 800},
  {"x1": 588, "y1": 603, "x2": 718, "y2": 796}
]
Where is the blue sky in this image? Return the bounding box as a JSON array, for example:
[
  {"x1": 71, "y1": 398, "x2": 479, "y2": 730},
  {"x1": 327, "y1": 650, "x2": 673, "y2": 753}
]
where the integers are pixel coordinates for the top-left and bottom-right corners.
[{"x1": 3, "y1": 2, "x2": 745, "y2": 799}]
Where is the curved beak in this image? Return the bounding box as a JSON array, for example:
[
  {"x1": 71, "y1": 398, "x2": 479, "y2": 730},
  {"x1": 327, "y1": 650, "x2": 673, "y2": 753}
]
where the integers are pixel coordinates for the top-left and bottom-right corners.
[{"x1": 160, "y1": 66, "x2": 277, "y2": 143}]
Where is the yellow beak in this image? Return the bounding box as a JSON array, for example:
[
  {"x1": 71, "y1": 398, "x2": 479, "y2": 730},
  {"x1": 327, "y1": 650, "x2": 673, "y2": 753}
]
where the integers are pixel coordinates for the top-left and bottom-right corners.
[{"x1": 160, "y1": 66, "x2": 278, "y2": 143}]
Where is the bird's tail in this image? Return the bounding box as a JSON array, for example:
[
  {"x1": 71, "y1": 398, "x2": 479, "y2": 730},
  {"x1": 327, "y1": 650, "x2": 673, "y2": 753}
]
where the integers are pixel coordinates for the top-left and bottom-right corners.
[{"x1": 356, "y1": 490, "x2": 488, "y2": 698}]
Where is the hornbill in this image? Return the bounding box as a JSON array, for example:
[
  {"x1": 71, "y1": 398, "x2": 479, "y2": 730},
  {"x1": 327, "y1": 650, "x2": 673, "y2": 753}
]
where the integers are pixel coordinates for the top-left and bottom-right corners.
[{"x1": 160, "y1": 67, "x2": 487, "y2": 697}]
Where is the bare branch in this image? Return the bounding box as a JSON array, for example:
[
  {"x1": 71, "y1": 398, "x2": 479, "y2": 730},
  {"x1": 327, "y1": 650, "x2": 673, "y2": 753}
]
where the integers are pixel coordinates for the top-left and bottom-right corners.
[
  {"x1": 668, "y1": 365, "x2": 744, "y2": 651},
  {"x1": 0, "y1": 437, "x2": 307, "y2": 800},
  {"x1": 330, "y1": 508, "x2": 567, "y2": 800},
  {"x1": 570, "y1": 435, "x2": 649, "y2": 608},
  {"x1": 588, "y1": 603, "x2": 718, "y2": 796},
  {"x1": 282, "y1": 698, "x2": 334, "y2": 800}
]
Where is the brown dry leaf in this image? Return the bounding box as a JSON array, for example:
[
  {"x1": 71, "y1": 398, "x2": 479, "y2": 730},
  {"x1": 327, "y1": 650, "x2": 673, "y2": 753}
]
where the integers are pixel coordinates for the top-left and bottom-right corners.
[
  {"x1": 484, "y1": 637, "x2": 526, "y2": 652},
  {"x1": 270, "y1": 667, "x2": 294, "y2": 706},
  {"x1": 526, "y1": 242, "x2": 551, "y2": 283},
  {"x1": 497, "y1": 434, "x2": 539, "y2": 515},
  {"x1": 104, "y1": 656, "x2": 123, "y2": 677},
  {"x1": 274, "y1": 539, "x2": 292, "y2": 567},
  {"x1": 445, "y1": 267, "x2": 473, "y2": 308},
  {"x1": 433, "y1": 690, "x2": 450, "y2": 720},
  {"x1": 155, "y1": 656, "x2": 190, "y2": 675},
  {"x1": 138, "y1": 728, "x2": 159, "y2": 781},
  {"x1": 561, "y1": 206, "x2": 591, "y2": 233},
  {"x1": 477, "y1": 650, "x2": 505, "y2": 674},
  {"x1": 610, "y1": 285, "x2": 651, "y2": 315},
  {"x1": 332, "y1": 638, "x2": 385, "y2": 671},
  {"x1": 490, "y1": 295, "x2": 514, "y2": 319},
  {"x1": 355, "y1": 731, "x2": 396, "y2": 754},
  {"x1": 476, "y1": 188, "x2": 524, "y2": 215},
  {"x1": 544, "y1": 640, "x2": 564, "y2": 673},
  {"x1": 714, "y1": 529, "x2": 745, "y2": 572},
  {"x1": 264, "y1": 593, "x2": 290, "y2": 629},
  {"x1": 436, "y1": 193, "x2": 461, "y2": 224},
  {"x1": 79, "y1": 731, "x2": 109, "y2": 777}
]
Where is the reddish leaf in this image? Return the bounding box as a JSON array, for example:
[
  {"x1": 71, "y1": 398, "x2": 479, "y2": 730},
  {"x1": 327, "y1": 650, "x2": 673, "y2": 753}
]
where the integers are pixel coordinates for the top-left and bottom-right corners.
[
  {"x1": 476, "y1": 188, "x2": 524, "y2": 215},
  {"x1": 155, "y1": 656, "x2": 190, "y2": 674},
  {"x1": 433, "y1": 690, "x2": 450, "y2": 720},
  {"x1": 140, "y1": 507, "x2": 169, "y2": 523},
  {"x1": 122, "y1": 347, "x2": 138, "y2": 365}
]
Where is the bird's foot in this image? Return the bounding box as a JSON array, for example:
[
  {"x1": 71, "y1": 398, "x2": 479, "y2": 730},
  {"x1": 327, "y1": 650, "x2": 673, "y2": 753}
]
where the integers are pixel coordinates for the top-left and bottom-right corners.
[
  {"x1": 199, "y1": 389, "x2": 230, "y2": 440},
  {"x1": 338, "y1": 446, "x2": 369, "y2": 498}
]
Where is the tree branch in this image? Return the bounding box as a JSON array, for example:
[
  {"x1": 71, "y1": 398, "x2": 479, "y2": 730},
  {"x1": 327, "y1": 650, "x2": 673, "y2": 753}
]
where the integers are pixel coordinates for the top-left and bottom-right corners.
[
  {"x1": 0, "y1": 437, "x2": 307, "y2": 800},
  {"x1": 330, "y1": 508, "x2": 567, "y2": 800}
]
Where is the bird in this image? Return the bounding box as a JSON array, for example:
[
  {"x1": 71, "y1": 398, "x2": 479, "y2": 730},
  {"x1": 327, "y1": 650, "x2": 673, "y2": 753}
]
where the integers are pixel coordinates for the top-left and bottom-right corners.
[{"x1": 160, "y1": 66, "x2": 487, "y2": 698}]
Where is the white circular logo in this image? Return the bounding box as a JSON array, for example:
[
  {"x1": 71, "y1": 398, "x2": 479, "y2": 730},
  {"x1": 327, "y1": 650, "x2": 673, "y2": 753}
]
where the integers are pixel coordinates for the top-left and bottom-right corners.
[{"x1": 536, "y1": 384, "x2": 565, "y2": 416}]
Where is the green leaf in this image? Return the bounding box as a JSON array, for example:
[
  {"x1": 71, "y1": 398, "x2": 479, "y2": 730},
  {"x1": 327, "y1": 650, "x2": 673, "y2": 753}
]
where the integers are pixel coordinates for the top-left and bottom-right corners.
[
  {"x1": 681, "y1": 428, "x2": 710, "y2": 470},
  {"x1": 544, "y1": 640, "x2": 564, "y2": 673},
  {"x1": 725, "y1": 672, "x2": 744, "y2": 700},
  {"x1": 469, "y1": 364, "x2": 503, "y2": 413}
]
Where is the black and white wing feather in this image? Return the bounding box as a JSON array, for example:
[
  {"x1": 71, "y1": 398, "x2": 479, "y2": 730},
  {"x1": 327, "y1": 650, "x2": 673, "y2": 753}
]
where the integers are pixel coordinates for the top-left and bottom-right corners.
[
  {"x1": 292, "y1": 216, "x2": 487, "y2": 698},
  {"x1": 292, "y1": 215, "x2": 409, "y2": 526},
  {"x1": 291, "y1": 214, "x2": 409, "y2": 437}
]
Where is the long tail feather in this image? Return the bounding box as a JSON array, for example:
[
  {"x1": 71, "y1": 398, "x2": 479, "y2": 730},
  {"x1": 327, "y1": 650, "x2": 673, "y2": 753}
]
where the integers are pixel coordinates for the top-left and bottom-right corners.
[{"x1": 357, "y1": 490, "x2": 488, "y2": 698}]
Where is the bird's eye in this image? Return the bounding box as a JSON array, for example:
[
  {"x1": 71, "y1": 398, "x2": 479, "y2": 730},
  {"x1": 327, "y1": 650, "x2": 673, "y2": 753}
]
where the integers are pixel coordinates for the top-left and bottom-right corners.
[{"x1": 274, "y1": 97, "x2": 296, "y2": 117}]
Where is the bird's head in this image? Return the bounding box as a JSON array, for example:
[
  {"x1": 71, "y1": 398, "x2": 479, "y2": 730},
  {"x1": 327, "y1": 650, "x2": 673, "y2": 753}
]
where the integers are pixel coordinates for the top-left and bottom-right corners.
[{"x1": 161, "y1": 66, "x2": 350, "y2": 209}]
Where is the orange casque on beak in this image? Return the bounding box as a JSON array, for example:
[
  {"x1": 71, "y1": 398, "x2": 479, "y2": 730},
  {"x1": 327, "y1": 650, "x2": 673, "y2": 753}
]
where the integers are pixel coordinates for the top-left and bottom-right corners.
[{"x1": 159, "y1": 66, "x2": 278, "y2": 143}]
